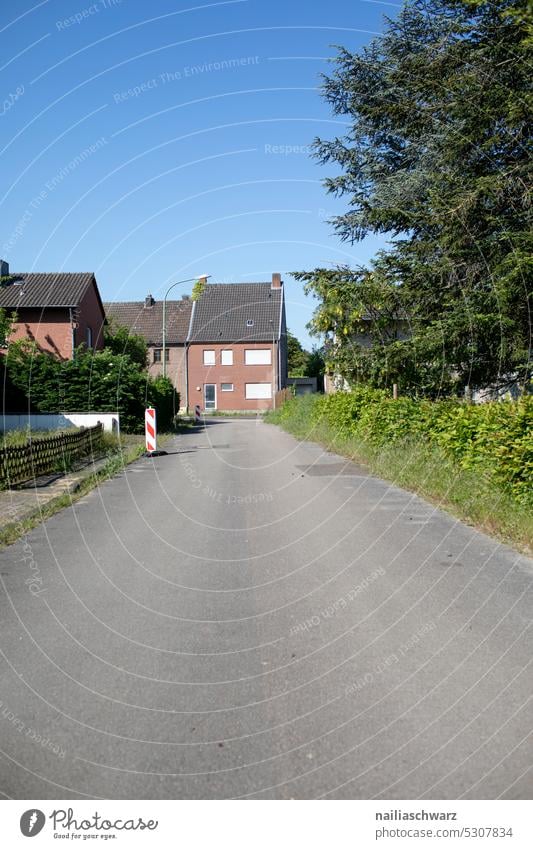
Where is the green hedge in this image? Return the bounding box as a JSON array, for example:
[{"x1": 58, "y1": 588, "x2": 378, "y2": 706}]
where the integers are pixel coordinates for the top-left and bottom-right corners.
[
  {"x1": 306, "y1": 390, "x2": 532, "y2": 505},
  {"x1": 5, "y1": 343, "x2": 180, "y2": 434}
]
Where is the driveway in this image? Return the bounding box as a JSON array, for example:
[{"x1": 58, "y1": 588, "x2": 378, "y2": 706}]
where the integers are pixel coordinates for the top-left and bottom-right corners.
[{"x1": 0, "y1": 418, "x2": 531, "y2": 798}]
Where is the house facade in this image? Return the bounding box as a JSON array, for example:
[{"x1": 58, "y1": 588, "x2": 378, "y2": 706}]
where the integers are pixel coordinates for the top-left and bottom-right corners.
[
  {"x1": 187, "y1": 274, "x2": 287, "y2": 412},
  {"x1": 0, "y1": 261, "x2": 105, "y2": 358},
  {"x1": 104, "y1": 294, "x2": 193, "y2": 403}
]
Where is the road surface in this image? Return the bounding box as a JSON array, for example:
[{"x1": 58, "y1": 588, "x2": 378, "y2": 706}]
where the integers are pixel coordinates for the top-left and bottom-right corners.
[{"x1": 0, "y1": 418, "x2": 531, "y2": 799}]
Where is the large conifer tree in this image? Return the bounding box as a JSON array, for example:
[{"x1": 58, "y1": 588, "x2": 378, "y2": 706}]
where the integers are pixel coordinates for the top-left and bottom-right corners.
[{"x1": 298, "y1": 0, "x2": 531, "y2": 395}]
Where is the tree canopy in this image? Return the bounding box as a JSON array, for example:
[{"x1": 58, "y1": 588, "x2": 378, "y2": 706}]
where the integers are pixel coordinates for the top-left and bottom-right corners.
[
  {"x1": 287, "y1": 330, "x2": 309, "y2": 376},
  {"x1": 297, "y1": 0, "x2": 531, "y2": 395},
  {"x1": 103, "y1": 320, "x2": 148, "y2": 369},
  {"x1": 287, "y1": 330, "x2": 326, "y2": 382}
]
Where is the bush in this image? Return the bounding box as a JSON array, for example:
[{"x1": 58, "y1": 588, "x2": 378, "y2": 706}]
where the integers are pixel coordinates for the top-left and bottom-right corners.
[
  {"x1": 147, "y1": 375, "x2": 179, "y2": 432},
  {"x1": 278, "y1": 391, "x2": 532, "y2": 506},
  {"x1": 310, "y1": 386, "x2": 387, "y2": 436},
  {"x1": 5, "y1": 342, "x2": 179, "y2": 434}
]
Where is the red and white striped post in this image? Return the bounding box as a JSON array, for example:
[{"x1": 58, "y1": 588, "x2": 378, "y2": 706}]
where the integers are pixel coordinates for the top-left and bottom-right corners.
[
  {"x1": 194, "y1": 404, "x2": 201, "y2": 424},
  {"x1": 145, "y1": 407, "x2": 157, "y2": 453}
]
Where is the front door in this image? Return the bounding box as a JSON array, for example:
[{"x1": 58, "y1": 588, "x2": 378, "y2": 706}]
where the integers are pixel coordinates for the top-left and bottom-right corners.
[{"x1": 204, "y1": 383, "x2": 216, "y2": 410}]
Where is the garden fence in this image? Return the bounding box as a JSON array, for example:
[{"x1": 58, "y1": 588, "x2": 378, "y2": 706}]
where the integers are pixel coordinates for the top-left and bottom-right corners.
[{"x1": 0, "y1": 424, "x2": 103, "y2": 487}]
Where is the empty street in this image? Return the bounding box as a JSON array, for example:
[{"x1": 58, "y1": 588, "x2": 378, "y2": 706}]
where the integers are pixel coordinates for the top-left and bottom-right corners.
[{"x1": 0, "y1": 418, "x2": 531, "y2": 799}]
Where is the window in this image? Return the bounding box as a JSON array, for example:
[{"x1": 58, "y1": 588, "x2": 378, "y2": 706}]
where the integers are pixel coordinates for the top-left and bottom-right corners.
[
  {"x1": 245, "y1": 349, "x2": 271, "y2": 365},
  {"x1": 86, "y1": 326, "x2": 93, "y2": 348},
  {"x1": 221, "y1": 383, "x2": 234, "y2": 392},
  {"x1": 245, "y1": 383, "x2": 272, "y2": 400},
  {"x1": 153, "y1": 349, "x2": 169, "y2": 363},
  {"x1": 203, "y1": 349, "x2": 215, "y2": 365},
  {"x1": 246, "y1": 319, "x2": 254, "y2": 327},
  {"x1": 221, "y1": 349, "x2": 233, "y2": 365}
]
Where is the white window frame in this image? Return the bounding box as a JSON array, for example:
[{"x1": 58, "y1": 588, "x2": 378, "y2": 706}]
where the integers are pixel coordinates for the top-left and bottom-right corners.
[
  {"x1": 203, "y1": 349, "x2": 215, "y2": 365},
  {"x1": 221, "y1": 349, "x2": 233, "y2": 365},
  {"x1": 86, "y1": 326, "x2": 93, "y2": 348},
  {"x1": 245, "y1": 383, "x2": 272, "y2": 400},
  {"x1": 244, "y1": 348, "x2": 271, "y2": 366},
  {"x1": 221, "y1": 383, "x2": 234, "y2": 392}
]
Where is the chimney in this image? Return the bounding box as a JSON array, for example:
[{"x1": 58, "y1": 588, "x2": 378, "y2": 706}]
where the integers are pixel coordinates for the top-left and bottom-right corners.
[
  {"x1": 0, "y1": 260, "x2": 9, "y2": 277},
  {"x1": 271, "y1": 272, "x2": 282, "y2": 289},
  {"x1": 144, "y1": 293, "x2": 155, "y2": 308}
]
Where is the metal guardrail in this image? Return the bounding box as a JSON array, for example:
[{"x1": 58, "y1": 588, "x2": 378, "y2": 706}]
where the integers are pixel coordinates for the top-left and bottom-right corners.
[{"x1": 0, "y1": 423, "x2": 103, "y2": 487}]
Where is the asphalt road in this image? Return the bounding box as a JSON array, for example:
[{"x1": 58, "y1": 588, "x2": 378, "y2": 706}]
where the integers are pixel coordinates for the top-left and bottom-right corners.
[{"x1": 0, "y1": 418, "x2": 531, "y2": 799}]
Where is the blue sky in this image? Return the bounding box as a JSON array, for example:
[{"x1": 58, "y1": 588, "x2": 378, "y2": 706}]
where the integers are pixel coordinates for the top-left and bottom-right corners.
[{"x1": 1, "y1": 0, "x2": 399, "y2": 347}]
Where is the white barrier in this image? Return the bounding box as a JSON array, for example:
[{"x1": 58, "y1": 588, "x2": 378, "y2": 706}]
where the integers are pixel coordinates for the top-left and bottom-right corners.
[{"x1": 0, "y1": 412, "x2": 120, "y2": 434}]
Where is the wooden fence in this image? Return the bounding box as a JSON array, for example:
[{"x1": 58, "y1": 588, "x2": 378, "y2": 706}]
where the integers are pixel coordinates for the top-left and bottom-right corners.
[{"x1": 0, "y1": 424, "x2": 103, "y2": 487}]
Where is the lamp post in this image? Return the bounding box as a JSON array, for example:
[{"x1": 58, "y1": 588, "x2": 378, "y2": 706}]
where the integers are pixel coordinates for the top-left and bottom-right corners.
[
  {"x1": 269, "y1": 319, "x2": 276, "y2": 410},
  {"x1": 162, "y1": 276, "x2": 209, "y2": 384}
]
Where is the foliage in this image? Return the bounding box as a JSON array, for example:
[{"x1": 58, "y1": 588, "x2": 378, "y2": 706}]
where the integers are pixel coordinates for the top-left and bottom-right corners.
[
  {"x1": 5, "y1": 341, "x2": 179, "y2": 433},
  {"x1": 287, "y1": 330, "x2": 326, "y2": 383},
  {"x1": 148, "y1": 374, "x2": 180, "y2": 430},
  {"x1": 0, "y1": 356, "x2": 29, "y2": 411},
  {"x1": 305, "y1": 346, "x2": 326, "y2": 381},
  {"x1": 0, "y1": 305, "x2": 16, "y2": 348},
  {"x1": 104, "y1": 320, "x2": 148, "y2": 368},
  {"x1": 287, "y1": 330, "x2": 309, "y2": 376},
  {"x1": 307, "y1": 391, "x2": 533, "y2": 504},
  {"x1": 191, "y1": 276, "x2": 208, "y2": 301},
  {"x1": 298, "y1": 0, "x2": 532, "y2": 395},
  {"x1": 0, "y1": 274, "x2": 17, "y2": 346}
]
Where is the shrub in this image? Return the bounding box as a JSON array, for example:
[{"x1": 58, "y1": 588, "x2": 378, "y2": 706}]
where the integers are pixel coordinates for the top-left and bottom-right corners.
[
  {"x1": 311, "y1": 386, "x2": 387, "y2": 436},
  {"x1": 278, "y1": 391, "x2": 532, "y2": 506},
  {"x1": 5, "y1": 342, "x2": 179, "y2": 434}
]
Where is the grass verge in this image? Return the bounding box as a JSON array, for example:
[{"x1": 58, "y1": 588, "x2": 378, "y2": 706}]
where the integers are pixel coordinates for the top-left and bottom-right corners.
[{"x1": 265, "y1": 399, "x2": 532, "y2": 555}]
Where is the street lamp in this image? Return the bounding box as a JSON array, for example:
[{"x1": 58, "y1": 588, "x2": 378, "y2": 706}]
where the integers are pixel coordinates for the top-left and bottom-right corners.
[
  {"x1": 269, "y1": 319, "x2": 276, "y2": 410},
  {"x1": 162, "y1": 275, "x2": 209, "y2": 386}
]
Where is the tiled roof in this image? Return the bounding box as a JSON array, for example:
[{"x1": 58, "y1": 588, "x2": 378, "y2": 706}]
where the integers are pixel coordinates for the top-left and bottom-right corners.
[
  {"x1": 104, "y1": 298, "x2": 193, "y2": 345},
  {"x1": 0, "y1": 272, "x2": 95, "y2": 308},
  {"x1": 188, "y1": 282, "x2": 283, "y2": 343}
]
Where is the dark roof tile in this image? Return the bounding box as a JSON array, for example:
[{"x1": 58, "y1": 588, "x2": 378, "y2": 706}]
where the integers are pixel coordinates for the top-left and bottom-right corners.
[
  {"x1": 0, "y1": 272, "x2": 95, "y2": 309},
  {"x1": 104, "y1": 299, "x2": 192, "y2": 345},
  {"x1": 188, "y1": 282, "x2": 283, "y2": 343}
]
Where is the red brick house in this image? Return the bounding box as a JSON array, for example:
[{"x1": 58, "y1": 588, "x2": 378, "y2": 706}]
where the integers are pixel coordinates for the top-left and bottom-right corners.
[
  {"x1": 0, "y1": 261, "x2": 106, "y2": 358},
  {"x1": 187, "y1": 274, "x2": 288, "y2": 412},
  {"x1": 104, "y1": 294, "x2": 192, "y2": 401}
]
